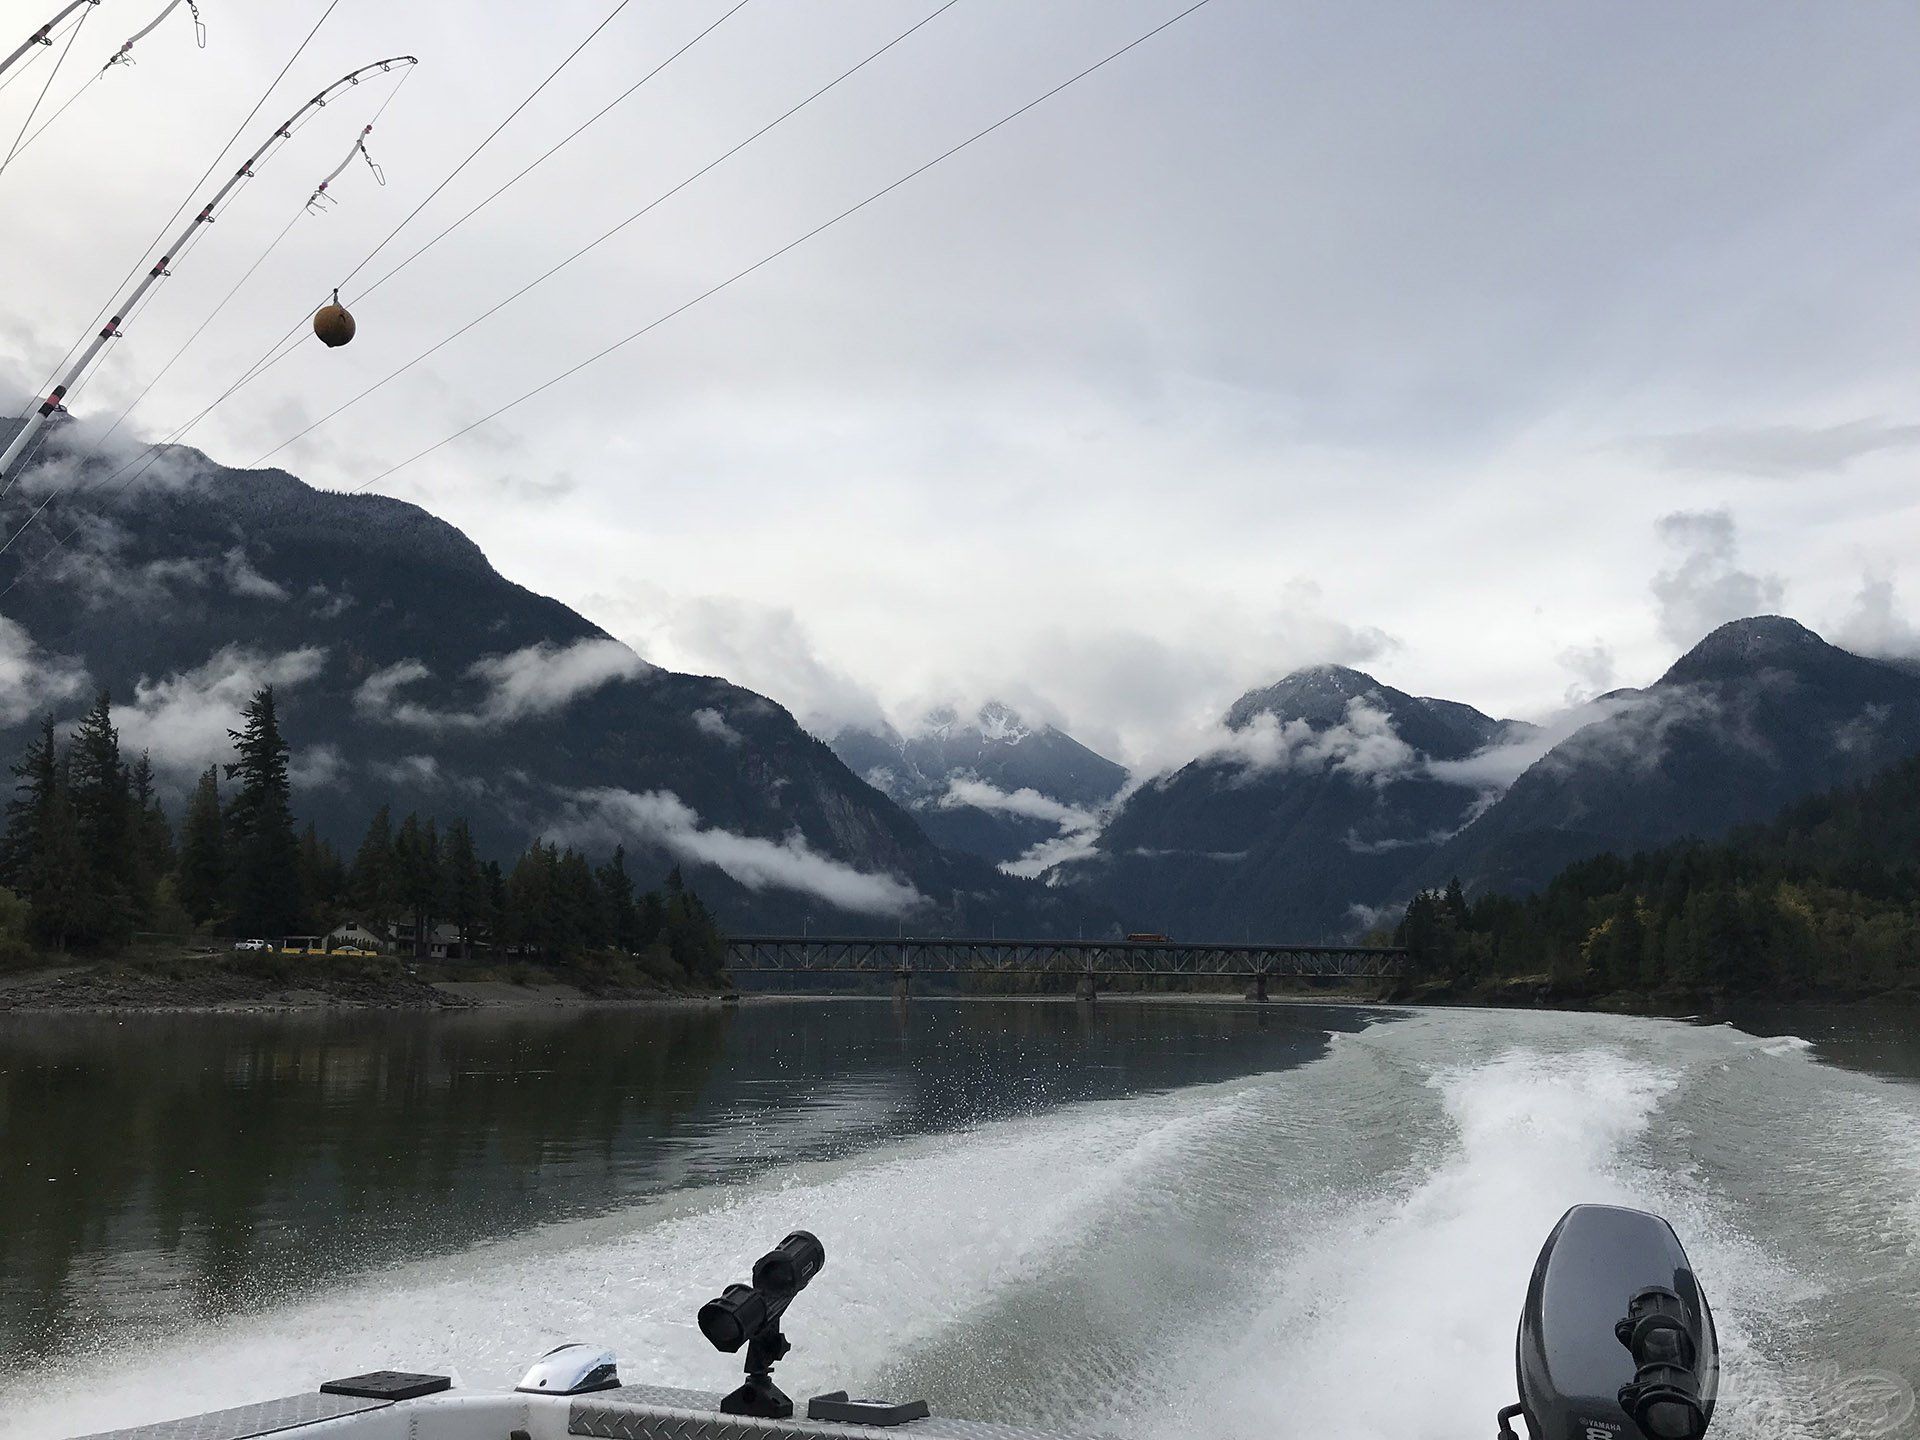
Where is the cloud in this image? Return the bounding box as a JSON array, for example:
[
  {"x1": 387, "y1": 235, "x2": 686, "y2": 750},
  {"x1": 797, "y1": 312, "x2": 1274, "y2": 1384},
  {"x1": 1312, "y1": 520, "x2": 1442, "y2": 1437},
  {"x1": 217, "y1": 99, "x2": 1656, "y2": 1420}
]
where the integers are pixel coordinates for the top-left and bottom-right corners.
[
  {"x1": 370, "y1": 754, "x2": 441, "y2": 786},
  {"x1": 1556, "y1": 642, "x2": 1616, "y2": 705},
  {"x1": 1832, "y1": 576, "x2": 1920, "y2": 661},
  {"x1": 222, "y1": 547, "x2": 288, "y2": 601},
  {"x1": 691, "y1": 706, "x2": 744, "y2": 745},
  {"x1": 549, "y1": 787, "x2": 925, "y2": 917},
  {"x1": 468, "y1": 637, "x2": 648, "y2": 722},
  {"x1": 1202, "y1": 698, "x2": 1416, "y2": 784},
  {"x1": 1650, "y1": 510, "x2": 1785, "y2": 647},
  {"x1": 936, "y1": 778, "x2": 1092, "y2": 828},
  {"x1": 290, "y1": 743, "x2": 347, "y2": 790},
  {"x1": 610, "y1": 593, "x2": 886, "y2": 736},
  {"x1": 934, "y1": 777, "x2": 1109, "y2": 880},
  {"x1": 119, "y1": 646, "x2": 328, "y2": 776},
  {"x1": 0, "y1": 617, "x2": 89, "y2": 725},
  {"x1": 1631, "y1": 418, "x2": 1920, "y2": 478},
  {"x1": 1427, "y1": 694, "x2": 1639, "y2": 791},
  {"x1": 354, "y1": 637, "x2": 647, "y2": 730}
]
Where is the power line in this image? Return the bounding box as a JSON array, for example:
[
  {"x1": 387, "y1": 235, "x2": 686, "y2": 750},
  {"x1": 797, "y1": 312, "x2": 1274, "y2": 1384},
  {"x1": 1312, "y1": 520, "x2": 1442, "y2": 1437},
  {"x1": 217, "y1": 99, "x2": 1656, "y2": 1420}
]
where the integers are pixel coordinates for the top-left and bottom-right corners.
[
  {"x1": 22, "y1": 0, "x2": 749, "y2": 529},
  {"x1": 164, "y1": 0, "x2": 759, "y2": 464},
  {"x1": 337, "y1": 0, "x2": 639, "y2": 295},
  {"x1": 344, "y1": 0, "x2": 1219, "y2": 500},
  {"x1": 2, "y1": 0, "x2": 1220, "y2": 598},
  {"x1": 13, "y1": 0, "x2": 342, "y2": 427},
  {"x1": 253, "y1": 0, "x2": 963, "y2": 470}
]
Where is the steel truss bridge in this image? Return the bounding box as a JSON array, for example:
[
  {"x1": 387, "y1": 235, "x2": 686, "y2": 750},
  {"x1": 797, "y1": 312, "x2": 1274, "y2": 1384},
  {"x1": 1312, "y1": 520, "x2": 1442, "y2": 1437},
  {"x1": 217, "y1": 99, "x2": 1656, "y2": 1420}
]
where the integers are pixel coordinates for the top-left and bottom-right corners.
[{"x1": 724, "y1": 935, "x2": 1405, "y2": 999}]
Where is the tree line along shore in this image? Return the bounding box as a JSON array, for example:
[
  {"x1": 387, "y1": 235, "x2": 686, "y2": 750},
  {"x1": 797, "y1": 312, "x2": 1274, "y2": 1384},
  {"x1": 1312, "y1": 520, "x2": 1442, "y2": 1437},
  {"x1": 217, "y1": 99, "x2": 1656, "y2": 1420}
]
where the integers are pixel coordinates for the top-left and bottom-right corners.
[
  {"x1": 1391, "y1": 750, "x2": 1920, "y2": 1008},
  {"x1": 0, "y1": 687, "x2": 727, "y2": 999}
]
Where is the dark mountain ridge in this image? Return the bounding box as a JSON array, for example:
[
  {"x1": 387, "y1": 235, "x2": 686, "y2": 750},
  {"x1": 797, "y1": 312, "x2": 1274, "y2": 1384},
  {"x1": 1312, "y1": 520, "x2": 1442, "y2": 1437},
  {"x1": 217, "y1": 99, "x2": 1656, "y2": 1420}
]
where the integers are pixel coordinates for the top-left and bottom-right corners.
[
  {"x1": 830, "y1": 701, "x2": 1127, "y2": 869},
  {"x1": 1415, "y1": 616, "x2": 1920, "y2": 896},
  {"x1": 0, "y1": 421, "x2": 1088, "y2": 934},
  {"x1": 1052, "y1": 664, "x2": 1525, "y2": 939}
]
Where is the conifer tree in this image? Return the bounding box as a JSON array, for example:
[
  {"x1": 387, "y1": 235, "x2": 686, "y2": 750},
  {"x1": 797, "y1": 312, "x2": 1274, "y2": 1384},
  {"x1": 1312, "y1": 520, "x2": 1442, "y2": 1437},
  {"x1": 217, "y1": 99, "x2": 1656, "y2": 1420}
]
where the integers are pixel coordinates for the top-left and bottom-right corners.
[
  {"x1": 597, "y1": 844, "x2": 638, "y2": 952},
  {"x1": 442, "y1": 819, "x2": 484, "y2": 959},
  {"x1": 68, "y1": 691, "x2": 133, "y2": 940},
  {"x1": 28, "y1": 771, "x2": 87, "y2": 951},
  {"x1": 224, "y1": 687, "x2": 301, "y2": 938},
  {"x1": 177, "y1": 768, "x2": 226, "y2": 925},
  {"x1": 0, "y1": 719, "x2": 58, "y2": 891},
  {"x1": 351, "y1": 806, "x2": 398, "y2": 932},
  {"x1": 127, "y1": 751, "x2": 174, "y2": 922},
  {"x1": 395, "y1": 814, "x2": 442, "y2": 957}
]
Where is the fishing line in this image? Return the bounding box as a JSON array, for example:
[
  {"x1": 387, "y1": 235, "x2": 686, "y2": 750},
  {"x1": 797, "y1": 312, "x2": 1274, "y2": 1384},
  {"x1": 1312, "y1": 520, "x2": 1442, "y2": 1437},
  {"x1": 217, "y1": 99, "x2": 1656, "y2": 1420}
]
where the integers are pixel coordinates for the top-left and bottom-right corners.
[
  {"x1": 345, "y1": 0, "x2": 1219, "y2": 499},
  {"x1": 0, "y1": 71, "x2": 403, "y2": 528},
  {"x1": 0, "y1": 0, "x2": 89, "y2": 182},
  {"x1": 13, "y1": 0, "x2": 343, "y2": 426},
  {"x1": 3, "y1": 0, "x2": 1219, "y2": 598},
  {"x1": 253, "y1": 0, "x2": 963, "y2": 470},
  {"x1": 180, "y1": 0, "x2": 753, "y2": 460},
  {"x1": 31, "y1": 0, "x2": 735, "y2": 526}
]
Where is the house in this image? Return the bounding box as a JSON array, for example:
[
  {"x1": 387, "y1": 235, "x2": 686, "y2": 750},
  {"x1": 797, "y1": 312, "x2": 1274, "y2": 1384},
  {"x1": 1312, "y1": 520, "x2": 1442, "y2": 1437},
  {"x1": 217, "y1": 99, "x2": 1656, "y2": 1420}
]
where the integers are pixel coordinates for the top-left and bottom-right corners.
[{"x1": 388, "y1": 919, "x2": 475, "y2": 961}]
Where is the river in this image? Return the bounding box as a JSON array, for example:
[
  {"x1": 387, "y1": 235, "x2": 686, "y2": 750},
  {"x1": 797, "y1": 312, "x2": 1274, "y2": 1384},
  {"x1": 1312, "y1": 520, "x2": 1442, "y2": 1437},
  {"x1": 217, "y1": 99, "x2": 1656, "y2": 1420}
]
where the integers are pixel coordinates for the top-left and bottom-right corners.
[{"x1": 0, "y1": 999, "x2": 1914, "y2": 1440}]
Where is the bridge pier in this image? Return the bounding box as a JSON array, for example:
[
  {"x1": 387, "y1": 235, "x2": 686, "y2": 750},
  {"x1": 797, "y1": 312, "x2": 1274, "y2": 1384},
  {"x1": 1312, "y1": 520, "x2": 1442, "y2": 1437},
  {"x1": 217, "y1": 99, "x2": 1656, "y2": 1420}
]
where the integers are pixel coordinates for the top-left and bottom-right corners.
[
  {"x1": 1076, "y1": 971, "x2": 1098, "y2": 1003},
  {"x1": 1247, "y1": 970, "x2": 1269, "y2": 1003},
  {"x1": 893, "y1": 968, "x2": 912, "y2": 1003}
]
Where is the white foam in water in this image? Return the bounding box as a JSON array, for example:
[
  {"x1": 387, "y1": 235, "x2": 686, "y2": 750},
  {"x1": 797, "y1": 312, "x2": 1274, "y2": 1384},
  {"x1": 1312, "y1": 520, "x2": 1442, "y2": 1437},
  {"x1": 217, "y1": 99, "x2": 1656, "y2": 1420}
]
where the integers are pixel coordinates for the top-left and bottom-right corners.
[
  {"x1": 0, "y1": 1081, "x2": 1257, "y2": 1439},
  {"x1": 6, "y1": 1010, "x2": 1903, "y2": 1440},
  {"x1": 1106, "y1": 1047, "x2": 1684, "y2": 1440}
]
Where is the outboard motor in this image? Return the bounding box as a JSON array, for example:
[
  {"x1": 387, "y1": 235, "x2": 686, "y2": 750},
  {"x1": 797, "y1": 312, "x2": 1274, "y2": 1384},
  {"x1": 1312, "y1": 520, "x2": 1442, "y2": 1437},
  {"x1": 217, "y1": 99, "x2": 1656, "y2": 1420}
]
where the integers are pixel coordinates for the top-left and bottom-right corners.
[{"x1": 1498, "y1": 1206, "x2": 1718, "y2": 1440}]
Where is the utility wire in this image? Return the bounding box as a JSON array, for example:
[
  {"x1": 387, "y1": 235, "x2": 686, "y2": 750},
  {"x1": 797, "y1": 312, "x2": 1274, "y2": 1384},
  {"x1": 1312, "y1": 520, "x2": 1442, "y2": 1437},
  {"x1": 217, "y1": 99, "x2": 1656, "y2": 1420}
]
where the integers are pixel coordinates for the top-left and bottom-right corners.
[
  {"x1": 344, "y1": 0, "x2": 1219, "y2": 500},
  {"x1": 13, "y1": 0, "x2": 342, "y2": 425},
  {"x1": 80, "y1": 67, "x2": 416, "y2": 462},
  {"x1": 2, "y1": 0, "x2": 1219, "y2": 597},
  {"x1": 173, "y1": 0, "x2": 755, "y2": 460},
  {"x1": 28, "y1": 0, "x2": 741, "y2": 524},
  {"x1": 254, "y1": 0, "x2": 961, "y2": 469},
  {"x1": 9, "y1": 64, "x2": 101, "y2": 156},
  {"x1": 0, "y1": 0, "x2": 88, "y2": 182},
  {"x1": 337, "y1": 0, "x2": 639, "y2": 295}
]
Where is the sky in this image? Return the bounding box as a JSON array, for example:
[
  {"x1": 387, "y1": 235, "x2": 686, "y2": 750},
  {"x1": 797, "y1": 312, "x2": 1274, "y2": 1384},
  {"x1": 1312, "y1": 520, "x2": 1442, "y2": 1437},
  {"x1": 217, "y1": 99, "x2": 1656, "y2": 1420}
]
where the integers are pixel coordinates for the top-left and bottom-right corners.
[{"x1": 4, "y1": 0, "x2": 1918, "y2": 774}]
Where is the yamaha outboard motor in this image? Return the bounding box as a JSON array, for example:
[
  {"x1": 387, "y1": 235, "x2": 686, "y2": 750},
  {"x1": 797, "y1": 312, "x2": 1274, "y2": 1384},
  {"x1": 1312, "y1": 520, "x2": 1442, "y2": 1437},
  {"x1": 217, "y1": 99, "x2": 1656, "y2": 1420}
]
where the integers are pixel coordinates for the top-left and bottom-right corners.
[{"x1": 1498, "y1": 1206, "x2": 1719, "y2": 1440}]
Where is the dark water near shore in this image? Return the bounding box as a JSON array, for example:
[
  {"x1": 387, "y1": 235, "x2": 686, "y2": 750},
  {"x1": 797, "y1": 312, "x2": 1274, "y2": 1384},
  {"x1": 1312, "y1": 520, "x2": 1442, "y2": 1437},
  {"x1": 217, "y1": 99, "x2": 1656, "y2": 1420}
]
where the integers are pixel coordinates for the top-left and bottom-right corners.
[{"x1": 0, "y1": 999, "x2": 1915, "y2": 1440}]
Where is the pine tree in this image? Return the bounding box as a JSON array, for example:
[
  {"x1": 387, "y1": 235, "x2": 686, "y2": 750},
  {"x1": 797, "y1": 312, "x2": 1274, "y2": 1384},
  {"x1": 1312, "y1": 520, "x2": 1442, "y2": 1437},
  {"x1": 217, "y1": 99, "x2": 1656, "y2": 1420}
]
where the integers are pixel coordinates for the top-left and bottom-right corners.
[
  {"x1": 127, "y1": 751, "x2": 174, "y2": 924},
  {"x1": 394, "y1": 814, "x2": 442, "y2": 958},
  {"x1": 0, "y1": 719, "x2": 58, "y2": 891},
  {"x1": 177, "y1": 767, "x2": 226, "y2": 926},
  {"x1": 442, "y1": 819, "x2": 484, "y2": 960},
  {"x1": 351, "y1": 805, "x2": 398, "y2": 932},
  {"x1": 224, "y1": 687, "x2": 301, "y2": 939},
  {"x1": 67, "y1": 691, "x2": 132, "y2": 942},
  {"x1": 597, "y1": 845, "x2": 638, "y2": 952},
  {"x1": 28, "y1": 770, "x2": 87, "y2": 951}
]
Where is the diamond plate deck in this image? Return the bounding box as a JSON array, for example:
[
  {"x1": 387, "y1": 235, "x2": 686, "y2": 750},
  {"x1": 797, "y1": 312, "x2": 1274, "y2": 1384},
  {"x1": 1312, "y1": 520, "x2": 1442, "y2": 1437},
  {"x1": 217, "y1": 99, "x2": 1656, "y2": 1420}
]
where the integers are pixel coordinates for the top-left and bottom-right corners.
[
  {"x1": 71, "y1": 1392, "x2": 389, "y2": 1440},
  {"x1": 571, "y1": 1385, "x2": 1082, "y2": 1440}
]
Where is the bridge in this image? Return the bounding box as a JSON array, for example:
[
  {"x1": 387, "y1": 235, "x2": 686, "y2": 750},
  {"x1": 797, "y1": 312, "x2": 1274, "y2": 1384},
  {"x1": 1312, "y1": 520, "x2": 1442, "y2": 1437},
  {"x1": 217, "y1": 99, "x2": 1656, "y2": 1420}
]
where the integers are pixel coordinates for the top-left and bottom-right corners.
[{"x1": 723, "y1": 935, "x2": 1405, "y2": 1001}]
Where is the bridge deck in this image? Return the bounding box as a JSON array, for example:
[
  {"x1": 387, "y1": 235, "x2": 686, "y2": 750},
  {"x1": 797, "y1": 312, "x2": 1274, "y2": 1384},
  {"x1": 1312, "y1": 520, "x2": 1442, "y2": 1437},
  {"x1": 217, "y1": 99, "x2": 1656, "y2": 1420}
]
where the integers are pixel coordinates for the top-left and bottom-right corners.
[{"x1": 725, "y1": 935, "x2": 1403, "y2": 979}]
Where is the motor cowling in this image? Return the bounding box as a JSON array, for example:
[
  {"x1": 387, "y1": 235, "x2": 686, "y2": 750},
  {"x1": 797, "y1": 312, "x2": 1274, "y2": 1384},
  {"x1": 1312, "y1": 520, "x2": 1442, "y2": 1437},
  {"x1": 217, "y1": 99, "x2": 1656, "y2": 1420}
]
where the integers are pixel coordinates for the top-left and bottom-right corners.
[{"x1": 1510, "y1": 1205, "x2": 1718, "y2": 1440}]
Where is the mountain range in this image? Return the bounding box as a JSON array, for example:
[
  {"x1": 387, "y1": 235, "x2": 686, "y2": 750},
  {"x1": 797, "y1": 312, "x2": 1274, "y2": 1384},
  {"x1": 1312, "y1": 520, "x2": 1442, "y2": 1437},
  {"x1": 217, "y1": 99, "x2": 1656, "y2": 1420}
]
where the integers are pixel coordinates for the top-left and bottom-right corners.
[
  {"x1": 0, "y1": 420, "x2": 1090, "y2": 935},
  {"x1": 6, "y1": 419, "x2": 1918, "y2": 945},
  {"x1": 1053, "y1": 617, "x2": 1920, "y2": 939},
  {"x1": 829, "y1": 702, "x2": 1127, "y2": 874}
]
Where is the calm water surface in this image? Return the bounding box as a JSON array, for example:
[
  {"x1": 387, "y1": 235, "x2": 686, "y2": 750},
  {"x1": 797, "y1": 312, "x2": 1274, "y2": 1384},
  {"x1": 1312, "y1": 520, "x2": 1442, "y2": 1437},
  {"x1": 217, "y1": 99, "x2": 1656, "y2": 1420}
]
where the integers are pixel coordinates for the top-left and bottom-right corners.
[{"x1": 0, "y1": 998, "x2": 1915, "y2": 1440}]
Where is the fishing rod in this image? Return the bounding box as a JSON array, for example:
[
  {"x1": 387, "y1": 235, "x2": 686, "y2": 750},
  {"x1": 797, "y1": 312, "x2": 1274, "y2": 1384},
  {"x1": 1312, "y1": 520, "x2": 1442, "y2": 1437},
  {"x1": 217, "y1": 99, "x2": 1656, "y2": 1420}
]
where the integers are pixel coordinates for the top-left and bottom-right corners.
[
  {"x1": 103, "y1": 0, "x2": 205, "y2": 70},
  {"x1": 0, "y1": 1, "x2": 97, "y2": 88},
  {"x1": 0, "y1": 53, "x2": 418, "y2": 485}
]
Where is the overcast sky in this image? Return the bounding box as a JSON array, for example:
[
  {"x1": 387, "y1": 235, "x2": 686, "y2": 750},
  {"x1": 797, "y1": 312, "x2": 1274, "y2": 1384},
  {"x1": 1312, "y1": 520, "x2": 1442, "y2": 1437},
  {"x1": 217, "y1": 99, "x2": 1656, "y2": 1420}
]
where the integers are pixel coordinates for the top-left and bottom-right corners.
[{"x1": 4, "y1": 0, "x2": 1918, "y2": 771}]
